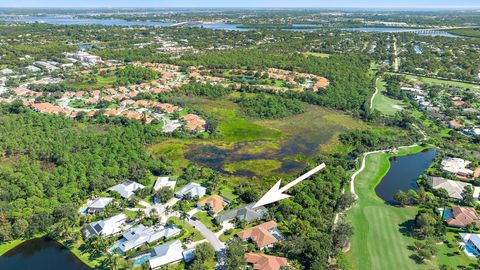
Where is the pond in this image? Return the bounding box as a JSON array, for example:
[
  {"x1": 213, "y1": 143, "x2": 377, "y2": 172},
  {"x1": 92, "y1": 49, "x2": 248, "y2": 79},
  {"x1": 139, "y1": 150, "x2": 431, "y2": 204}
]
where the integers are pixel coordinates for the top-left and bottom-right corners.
[
  {"x1": 375, "y1": 148, "x2": 437, "y2": 204},
  {"x1": 0, "y1": 238, "x2": 92, "y2": 270}
]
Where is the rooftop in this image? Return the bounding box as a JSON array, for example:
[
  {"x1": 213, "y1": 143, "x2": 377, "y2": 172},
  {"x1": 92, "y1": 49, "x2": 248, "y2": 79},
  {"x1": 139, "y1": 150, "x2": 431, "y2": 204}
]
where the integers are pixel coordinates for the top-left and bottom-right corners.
[
  {"x1": 245, "y1": 253, "x2": 288, "y2": 270},
  {"x1": 198, "y1": 195, "x2": 226, "y2": 214},
  {"x1": 109, "y1": 180, "x2": 146, "y2": 199},
  {"x1": 237, "y1": 220, "x2": 281, "y2": 248}
]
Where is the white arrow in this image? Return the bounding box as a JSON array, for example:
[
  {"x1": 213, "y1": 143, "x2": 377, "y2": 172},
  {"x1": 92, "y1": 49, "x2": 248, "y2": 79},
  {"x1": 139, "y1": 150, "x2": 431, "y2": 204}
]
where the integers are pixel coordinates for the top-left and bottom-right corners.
[{"x1": 252, "y1": 163, "x2": 326, "y2": 208}]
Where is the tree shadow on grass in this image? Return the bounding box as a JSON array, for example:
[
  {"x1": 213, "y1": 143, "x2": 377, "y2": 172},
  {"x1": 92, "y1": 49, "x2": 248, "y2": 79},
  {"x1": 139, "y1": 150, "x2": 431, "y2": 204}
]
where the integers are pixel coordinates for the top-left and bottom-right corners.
[
  {"x1": 399, "y1": 219, "x2": 416, "y2": 238},
  {"x1": 408, "y1": 254, "x2": 425, "y2": 265}
]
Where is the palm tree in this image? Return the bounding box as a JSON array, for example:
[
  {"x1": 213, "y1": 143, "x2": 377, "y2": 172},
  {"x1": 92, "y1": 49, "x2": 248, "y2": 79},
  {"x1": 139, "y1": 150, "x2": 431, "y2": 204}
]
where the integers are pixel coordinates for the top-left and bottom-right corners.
[
  {"x1": 136, "y1": 210, "x2": 145, "y2": 220},
  {"x1": 180, "y1": 210, "x2": 189, "y2": 221},
  {"x1": 165, "y1": 205, "x2": 171, "y2": 215}
]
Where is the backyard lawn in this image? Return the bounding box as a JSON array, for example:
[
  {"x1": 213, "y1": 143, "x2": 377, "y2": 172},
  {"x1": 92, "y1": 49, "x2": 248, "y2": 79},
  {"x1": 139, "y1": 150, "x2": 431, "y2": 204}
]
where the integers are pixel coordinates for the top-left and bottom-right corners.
[{"x1": 346, "y1": 146, "x2": 474, "y2": 270}]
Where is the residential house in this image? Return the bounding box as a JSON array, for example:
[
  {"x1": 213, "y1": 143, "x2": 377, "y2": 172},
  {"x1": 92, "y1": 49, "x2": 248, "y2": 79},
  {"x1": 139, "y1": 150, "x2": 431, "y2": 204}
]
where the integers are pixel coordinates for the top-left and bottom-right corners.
[
  {"x1": 33, "y1": 61, "x2": 58, "y2": 72},
  {"x1": 153, "y1": 176, "x2": 176, "y2": 191},
  {"x1": 459, "y1": 233, "x2": 480, "y2": 257},
  {"x1": 181, "y1": 114, "x2": 206, "y2": 131},
  {"x1": 245, "y1": 253, "x2": 289, "y2": 270},
  {"x1": 237, "y1": 221, "x2": 283, "y2": 250},
  {"x1": 441, "y1": 157, "x2": 475, "y2": 179},
  {"x1": 0, "y1": 69, "x2": 14, "y2": 75},
  {"x1": 86, "y1": 197, "x2": 113, "y2": 214},
  {"x1": 428, "y1": 176, "x2": 480, "y2": 200},
  {"x1": 149, "y1": 240, "x2": 191, "y2": 269},
  {"x1": 25, "y1": 65, "x2": 41, "y2": 73},
  {"x1": 109, "y1": 181, "x2": 146, "y2": 199},
  {"x1": 115, "y1": 224, "x2": 181, "y2": 254},
  {"x1": 215, "y1": 203, "x2": 267, "y2": 224},
  {"x1": 445, "y1": 206, "x2": 480, "y2": 228},
  {"x1": 74, "y1": 51, "x2": 102, "y2": 64},
  {"x1": 448, "y1": 120, "x2": 464, "y2": 129},
  {"x1": 175, "y1": 182, "x2": 207, "y2": 199},
  {"x1": 197, "y1": 195, "x2": 227, "y2": 216},
  {"x1": 83, "y1": 213, "x2": 128, "y2": 238}
]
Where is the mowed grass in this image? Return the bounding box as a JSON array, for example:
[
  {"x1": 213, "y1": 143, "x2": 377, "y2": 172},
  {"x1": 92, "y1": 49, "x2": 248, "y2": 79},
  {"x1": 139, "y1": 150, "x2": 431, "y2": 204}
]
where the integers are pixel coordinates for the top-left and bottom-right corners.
[
  {"x1": 346, "y1": 146, "x2": 474, "y2": 270},
  {"x1": 346, "y1": 150, "x2": 419, "y2": 270},
  {"x1": 65, "y1": 75, "x2": 117, "y2": 90},
  {"x1": 396, "y1": 73, "x2": 480, "y2": 90},
  {"x1": 192, "y1": 211, "x2": 219, "y2": 231},
  {"x1": 223, "y1": 159, "x2": 282, "y2": 175},
  {"x1": 372, "y1": 79, "x2": 404, "y2": 115},
  {"x1": 304, "y1": 52, "x2": 331, "y2": 58}
]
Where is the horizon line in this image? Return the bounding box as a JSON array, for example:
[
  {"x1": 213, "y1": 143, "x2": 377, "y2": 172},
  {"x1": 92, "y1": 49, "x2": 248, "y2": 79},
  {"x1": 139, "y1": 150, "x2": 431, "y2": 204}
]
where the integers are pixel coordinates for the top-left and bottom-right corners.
[{"x1": 1, "y1": 6, "x2": 480, "y2": 10}]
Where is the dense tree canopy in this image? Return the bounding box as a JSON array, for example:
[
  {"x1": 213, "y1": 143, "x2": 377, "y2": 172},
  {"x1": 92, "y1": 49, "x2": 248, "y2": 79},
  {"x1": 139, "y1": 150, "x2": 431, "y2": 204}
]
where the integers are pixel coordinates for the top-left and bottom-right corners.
[
  {"x1": 0, "y1": 104, "x2": 167, "y2": 238},
  {"x1": 237, "y1": 93, "x2": 306, "y2": 119}
]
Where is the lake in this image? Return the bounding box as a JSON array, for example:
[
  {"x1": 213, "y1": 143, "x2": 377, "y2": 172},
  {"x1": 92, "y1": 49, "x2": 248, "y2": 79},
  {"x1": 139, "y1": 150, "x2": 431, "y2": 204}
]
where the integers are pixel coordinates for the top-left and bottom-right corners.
[
  {"x1": 0, "y1": 238, "x2": 92, "y2": 270},
  {"x1": 375, "y1": 148, "x2": 437, "y2": 204}
]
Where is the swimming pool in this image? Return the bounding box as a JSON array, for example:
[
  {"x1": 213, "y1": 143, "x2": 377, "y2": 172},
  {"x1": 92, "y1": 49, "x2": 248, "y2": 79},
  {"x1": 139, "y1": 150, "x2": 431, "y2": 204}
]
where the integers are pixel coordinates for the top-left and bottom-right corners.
[
  {"x1": 441, "y1": 208, "x2": 453, "y2": 220},
  {"x1": 464, "y1": 242, "x2": 480, "y2": 257},
  {"x1": 133, "y1": 254, "x2": 151, "y2": 266},
  {"x1": 78, "y1": 207, "x2": 88, "y2": 215}
]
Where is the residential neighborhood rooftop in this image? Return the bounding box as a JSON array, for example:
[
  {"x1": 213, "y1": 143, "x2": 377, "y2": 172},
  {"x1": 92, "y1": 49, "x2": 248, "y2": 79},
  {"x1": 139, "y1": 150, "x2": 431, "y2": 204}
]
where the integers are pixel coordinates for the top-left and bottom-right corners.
[
  {"x1": 445, "y1": 206, "x2": 480, "y2": 228},
  {"x1": 108, "y1": 180, "x2": 146, "y2": 199},
  {"x1": 237, "y1": 220, "x2": 282, "y2": 249},
  {"x1": 245, "y1": 253, "x2": 289, "y2": 270}
]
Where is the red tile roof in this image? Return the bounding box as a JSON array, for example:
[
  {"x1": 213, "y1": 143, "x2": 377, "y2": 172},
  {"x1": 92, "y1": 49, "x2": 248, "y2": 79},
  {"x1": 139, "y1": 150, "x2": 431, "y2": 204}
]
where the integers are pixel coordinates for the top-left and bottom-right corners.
[
  {"x1": 245, "y1": 253, "x2": 288, "y2": 270},
  {"x1": 198, "y1": 195, "x2": 226, "y2": 213},
  {"x1": 449, "y1": 120, "x2": 463, "y2": 129},
  {"x1": 181, "y1": 114, "x2": 206, "y2": 131},
  {"x1": 237, "y1": 221, "x2": 279, "y2": 248},
  {"x1": 446, "y1": 206, "x2": 480, "y2": 228}
]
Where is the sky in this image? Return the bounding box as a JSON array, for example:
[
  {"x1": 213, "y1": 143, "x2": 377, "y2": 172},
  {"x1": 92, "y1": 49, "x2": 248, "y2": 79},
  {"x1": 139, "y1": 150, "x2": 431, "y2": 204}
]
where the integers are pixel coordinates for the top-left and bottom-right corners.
[{"x1": 0, "y1": 0, "x2": 479, "y2": 9}]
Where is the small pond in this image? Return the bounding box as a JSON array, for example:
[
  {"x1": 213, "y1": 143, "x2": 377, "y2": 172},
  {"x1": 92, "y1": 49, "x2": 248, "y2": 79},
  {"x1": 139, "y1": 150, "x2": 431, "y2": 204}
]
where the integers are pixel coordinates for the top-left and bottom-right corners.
[
  {"x1": 375, "y1": 148, "x2": 437, "y2": 204},
  {"x1": 0, "y1": 238, "x2": 92, "y2": 270}
]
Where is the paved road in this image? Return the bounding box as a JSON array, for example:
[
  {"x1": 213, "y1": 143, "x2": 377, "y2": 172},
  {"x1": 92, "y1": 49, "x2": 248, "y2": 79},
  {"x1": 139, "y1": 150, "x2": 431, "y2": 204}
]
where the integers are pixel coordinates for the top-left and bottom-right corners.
[{"x1": 187, "y1": 218, "x2": 225, "y2": 252}]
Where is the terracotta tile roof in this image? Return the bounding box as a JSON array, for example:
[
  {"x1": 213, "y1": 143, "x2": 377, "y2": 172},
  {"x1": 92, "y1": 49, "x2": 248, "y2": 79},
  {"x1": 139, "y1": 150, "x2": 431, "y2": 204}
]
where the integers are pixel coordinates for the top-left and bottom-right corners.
[
  {"x1": 452, "y1": 100, "x2": 465, "y2": 107},
  {"x1": 105, "y1": 88, "x2": 117, "y2": 95},
  {"x1": 104, "y1": 109, "x2": 120, "y2": 117},
  {"x1": 237, "y1": 221, "x2": 279, "y2": 248},
  {"x1": 446, "y1": 206, "x2": 480, "y2": 228},
  {"x1": 449, "y1": 120, "x2": 463, "y2": 129},
  {"x1": 156, "y1": 103, "x2": 179, "y2": 113},
  {"x1": 31, "y1": 103, "x2": 69, "y2": 115},
  {"x1": 475, "y1": 168, "x2": 480, "y2": 178},
  {"x1": 198, "y1": 195, "x2": 225, "y2": 213},
  {"x1": 121, "y1": 110, "x2": 143, "y2": 120},
  {"x1": 92, "y1": 90, "x2": 101, "y2": 98},
  {"x1": 14, "y1": 87, "x2": 30, "y2": 96},
  {"x1": 245, "y1": 253, "x2": 288, "y2": 270},
  {"x1": 181, "y1": 114, "x2": 206, "y2": 131},
  {"x1": 102, "y1": 96, "x2": 114, "y2": 102},
  {"x1": 85, "y1": 97, "x2": 99, "y2": 104}
]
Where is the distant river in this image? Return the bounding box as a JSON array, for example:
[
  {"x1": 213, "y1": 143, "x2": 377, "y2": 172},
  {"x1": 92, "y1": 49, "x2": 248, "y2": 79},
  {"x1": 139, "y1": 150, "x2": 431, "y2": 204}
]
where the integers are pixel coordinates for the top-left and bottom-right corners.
[
  {"x1": 0, "y1": 238, "x2": 91, "y2": 270},
  {"x1": 0, "y1": 16, "x2": 465, "y2": 37},
  {"x1": 341, "y1": 27, "x2": 463, "y2": 37},
  {"x1": 375, "y1": 148, "x2": 437, "y2": 204}
]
